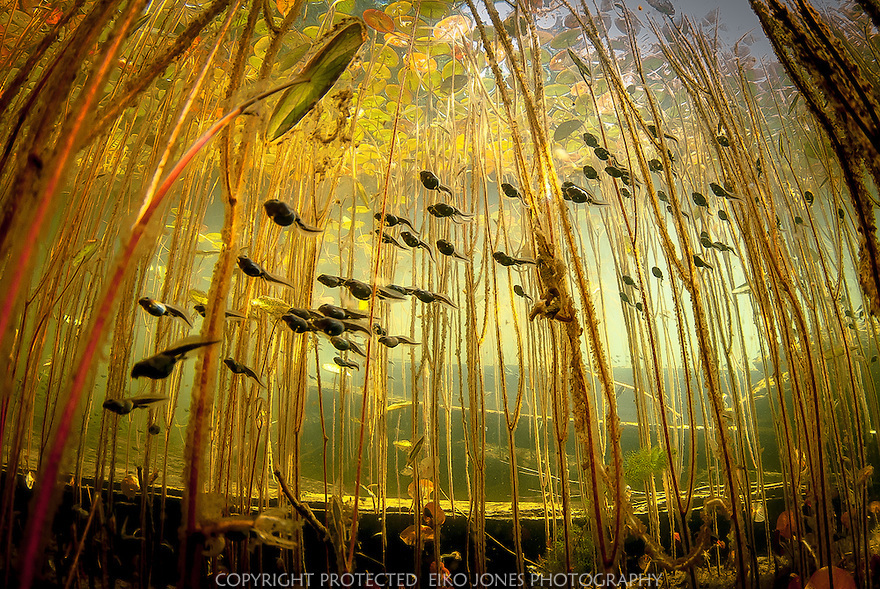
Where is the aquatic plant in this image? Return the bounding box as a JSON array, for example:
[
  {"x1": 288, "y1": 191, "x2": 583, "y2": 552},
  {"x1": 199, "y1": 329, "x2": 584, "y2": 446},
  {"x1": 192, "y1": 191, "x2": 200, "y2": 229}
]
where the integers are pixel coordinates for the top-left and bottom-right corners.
[
  {"x1": 0, "y1": 0, "x2": 878, "y2": 587},
  {"x1": 539, "y1": 520, "x2": 595, "y2": 575},
  {"x1": 623, "y1": 445, "x2": 668, "y2": 489}
]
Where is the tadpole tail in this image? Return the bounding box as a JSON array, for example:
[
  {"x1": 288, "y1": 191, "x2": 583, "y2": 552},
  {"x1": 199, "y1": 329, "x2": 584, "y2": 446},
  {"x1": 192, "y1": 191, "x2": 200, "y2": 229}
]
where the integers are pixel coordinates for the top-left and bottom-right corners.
[{"x1": 264, "y1": 273, "x2": 294, "y2": 288}]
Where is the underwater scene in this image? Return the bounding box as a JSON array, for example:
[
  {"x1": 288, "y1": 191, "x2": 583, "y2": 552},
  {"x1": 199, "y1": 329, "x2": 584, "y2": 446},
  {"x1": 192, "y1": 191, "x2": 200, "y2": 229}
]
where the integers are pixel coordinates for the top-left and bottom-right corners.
[{"x1": 2, "y1": 0, "x2": 880, "y2": 586}]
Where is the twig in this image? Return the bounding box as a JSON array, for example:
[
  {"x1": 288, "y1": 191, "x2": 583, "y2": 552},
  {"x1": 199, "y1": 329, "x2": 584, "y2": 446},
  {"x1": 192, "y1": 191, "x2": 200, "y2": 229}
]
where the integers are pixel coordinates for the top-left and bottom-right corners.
[{"x1": 273, "y1": 469, "x2": 331, "y2": 543}]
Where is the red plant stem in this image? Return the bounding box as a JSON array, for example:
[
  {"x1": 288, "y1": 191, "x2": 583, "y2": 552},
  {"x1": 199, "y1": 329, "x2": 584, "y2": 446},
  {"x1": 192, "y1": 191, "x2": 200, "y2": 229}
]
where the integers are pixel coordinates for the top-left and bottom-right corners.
[
  {"x1": 16, "y1": 4, "x2": 146, "y2": 584},
  {"x1": 16, "y1": 68, "x2": 308, "y2": 589}
]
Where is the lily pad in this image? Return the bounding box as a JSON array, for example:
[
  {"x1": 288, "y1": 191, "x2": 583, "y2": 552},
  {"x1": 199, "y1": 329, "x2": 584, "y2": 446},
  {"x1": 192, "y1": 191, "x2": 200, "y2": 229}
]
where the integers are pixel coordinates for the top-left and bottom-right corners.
[
  {"x1": 441, "y1": 60, "x2": 465, "y2": 78},
  {"x1": 385, "y1": 1, "x2": 411, "y2": 17},
  {"x1": 384, "y1": 32, "x2": 411, "y2": 48},
  {"x1": 555, "y1": 69, "x2": 579, "y2": 85},
  {"x1": 439, "y1": 74, "x2": 469, "y2": 93},
  {"x1": 267, "y1": 18, "x2": 367, "y2": 142},
  {"x1": 374, "y1": 46, "x2": 400, "y2": 68},
  {"x1": 548, "y1": 50, "x2": 571, "y2": 71},
  {"x1": 544, "y1": 84, "x2": 570, "y2": 96},
  {"x1": 554, "y1": 119, "x2": 583, "y2": 141},
  {"x1": 363, "y1": 9, "x2": 395, "y2": 33},
  {"x1": 419, "y1": 1, "x2": 449, "y2": 19},
  {"x1": 550, "y1": 28, "x2": 581, "y2": 49},
  {"x1": 433, "y1": 15, "x2": 470, "y2": 41}
]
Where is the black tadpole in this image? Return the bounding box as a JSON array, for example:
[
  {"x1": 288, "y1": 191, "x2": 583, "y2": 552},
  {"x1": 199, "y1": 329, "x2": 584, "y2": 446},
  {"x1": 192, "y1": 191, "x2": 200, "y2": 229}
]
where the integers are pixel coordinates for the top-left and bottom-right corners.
[
  {"x1": 492, "y1": 251, "x2": 536, "y2": 268},
  {"x1": 224, "y1": 357, "x2": 265, "y2": 387},
  {"x1": 343, "y1": 279, "x2": 373, "y2": 301},
  {"x1": 693, "y1": 254, "x2": 713, "y2": 270},
  {"x1": 319, "y1": 303, "x2": 367, "y2": 320},
  {"x1": 318, "y1": 274, "x2": 345, "y2": 288},
  {"x1": 513, "y1": 285, "x2": 532, "y2": 301},
  {"x1": 131, "y1": 338, "x2": 220, "y2": 379},
  {"x1": 436, "y1": 239, "x2": 468, "y2": 262},
  {"x1": 334, "y1": 356, "x2": 359, "y2": 370},
  {"x1": 406, "y1": 288, "x2": 457, "y2": 308},
  {"x1": 427, "y1": 203, "x2": 473, "y2": 223},
  {"x1": 263, "y1": 199, "x2": 322, "y2": 232},
  {"x1": 194, "y1": 304, "x2": 245, "y2": 320},
  {"x1": 138, "y1": 297, "x2": 192, "y2": 327},
  {"x1": 237, "y1": 255, "x2": 293, "y2": 288},
  {"x1": 282, "y1": 313, "x2": 312, "y2": 333},
  {"x1": 378, "y1": 335, "x2": 420, "y2": 348},
  {"x1": 501, "y1": 183, "x2": 521, "y2": 199},
  {"x1": 646, "y1": 123, "x2": 679, "y2": 144},
  {"x1": 375, "y1": 230, "x2": 406, "y2": 249},
  {"x1": 375, "y1": 212, "x2": 416, "y2": 231},
  {"x1": 420, "y1": 170, "x2": 452, "y2": 195},
  {"x1": 311, "y1": 316, "x2": 346, "y2": 336},
  {"x1": 103, "y1": 395, "x2": 168, "y2": 415},
  {"x1": 400, "y1": 231, "x2": 435, "y2": 262}
]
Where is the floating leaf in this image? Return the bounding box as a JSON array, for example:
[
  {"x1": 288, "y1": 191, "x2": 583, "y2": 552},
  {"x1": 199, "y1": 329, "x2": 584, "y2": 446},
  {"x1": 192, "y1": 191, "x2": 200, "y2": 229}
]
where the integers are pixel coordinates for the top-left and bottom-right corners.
[
  {"x1": 555, "y1": 69, "x2": 579, "y2": 85},
  {"x1": 407, "y1": 479, "x2": 434, "y2": 499},
  {"x1": 276, "y1": 0, "x2": 292, "y2": 14},
  {"x1": 433, "y1": 15, "x2": 470, "y2": 41},
  {"x1": 423, "y1": 501, "x2": 445, "y2": 525},
  {"x1": 399, "y1": 524, "x2": 433, "y2": 546},
  {"x1": 384, "y1": 32, "x2": 411, "y2": 48},
  {"x1": 548, "y1": 50, "x2": 571, "y2": 71},
  {"x1": 406, "y1": 52, "x2": 436, "y2": 73},
  {"x1": 419, "y1": 1, "x2": 448, "y2": 19},
  {"x1": 544, "y1": 84, "x2": 570, "y2": 96},
  {"x1": 267, "y1": 18, "x2": 367, "y2": 141},
  {"x1": 385, "y1": 1, "x2": 411, "y2": 17},
  {"x1": 333, "y1": 0, "x2": 355, "y2": 16},
  {"x1": 441, "y1": 59, "x2": 465, "y2": 78},
  {"x1": 550, "y1": 28, "x2": 581, "y2": 49},
  {"x1": 554, "y1": 119, "x2": 582, "y2": 141},
  {"x1": 439, "y1": 74, "x2": 468, "y2": 93},
  {"x1": 363, "y1": 8, "x2": 394, "y2": 33},
  {"x1": 374, "y1": 46, "x2": 400, "y2": 67},
  {"x1": 804, "y1": 567, "x2": 856, "y2": 589}
]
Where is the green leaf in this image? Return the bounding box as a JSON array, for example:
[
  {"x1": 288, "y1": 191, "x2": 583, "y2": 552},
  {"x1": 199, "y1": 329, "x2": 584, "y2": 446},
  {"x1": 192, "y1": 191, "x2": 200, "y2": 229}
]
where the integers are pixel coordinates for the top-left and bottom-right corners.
[
  {"x1": 189, "y1": 289, "x2": 209, "y2": 305},
  {"x1": 553, "y1": 119, "x2": 582, "y2": 141},
  {"x1": 551, "y1": 29, "x2": 581, "y2": 49},
  {"x1": 544, "y1": 84, "x2": 570, "y2": 96},
  {"x1": 71, "y1": 240, "x2": 100, "y2": 266},
  {"x1": 251, "y1": 296, "x2": 291, "y2": 315},
  {"x1": 419, "y1": 1, "x2": 449, "y2": 18},
  {"x1": 567, "y1": 49, "x2": 592, "y2": 84},
  {"x1": 267, "y1": 18, "x2": 367, "y2": 141}
]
